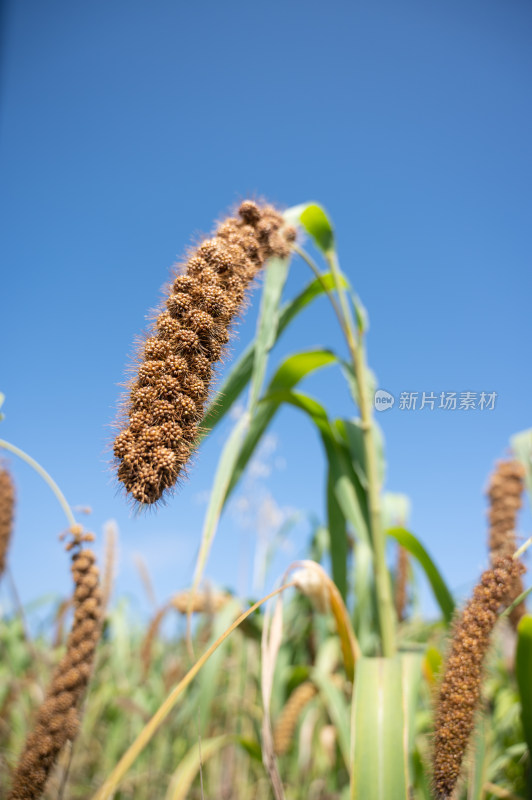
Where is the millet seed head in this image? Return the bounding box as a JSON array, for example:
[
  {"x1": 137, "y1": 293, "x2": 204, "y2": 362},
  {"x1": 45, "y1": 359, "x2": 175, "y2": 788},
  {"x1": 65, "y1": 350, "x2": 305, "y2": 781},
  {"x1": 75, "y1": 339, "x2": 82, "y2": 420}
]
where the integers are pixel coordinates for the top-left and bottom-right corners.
[
  {"x1": 486, "y1": 459, "x2": 527, "y2": 628},
  {"x1": 113, "y1": 200, "x2": 294, "y2": 505},
  {"x1": 0, "y1": 464, "x2": 15, "y2": 577},
  {"x1": 431, "y1": 556, "x2": 524, "y2": 800},
  {"x1": 8, "y1": 529, "x2": 102, "y2": 800}
]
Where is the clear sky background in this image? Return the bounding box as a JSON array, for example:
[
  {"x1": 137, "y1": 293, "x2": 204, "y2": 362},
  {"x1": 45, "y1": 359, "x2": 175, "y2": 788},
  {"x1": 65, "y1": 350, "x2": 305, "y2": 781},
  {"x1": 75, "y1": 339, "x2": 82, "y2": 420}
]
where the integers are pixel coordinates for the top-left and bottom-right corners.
[{"x1": 1, "y1": 0, "x2": 531, "y2": 623}]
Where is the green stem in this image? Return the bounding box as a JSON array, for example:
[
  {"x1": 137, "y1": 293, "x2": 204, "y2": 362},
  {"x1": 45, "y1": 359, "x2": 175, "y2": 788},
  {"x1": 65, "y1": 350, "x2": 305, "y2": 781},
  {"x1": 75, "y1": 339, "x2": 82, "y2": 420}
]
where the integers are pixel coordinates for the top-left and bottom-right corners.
[
  {"x1": 293, "y1": 245, "x2": 347, "y2": 338},
  {"x1": 0, "y1": 439, "x2": 76, "y2": 529},
  {"x1": 324, "y1": 252, "x2": 396, "y2": 657},
  {"x1": 288, "y1": 245, "x2": 397, "y2": 655}
]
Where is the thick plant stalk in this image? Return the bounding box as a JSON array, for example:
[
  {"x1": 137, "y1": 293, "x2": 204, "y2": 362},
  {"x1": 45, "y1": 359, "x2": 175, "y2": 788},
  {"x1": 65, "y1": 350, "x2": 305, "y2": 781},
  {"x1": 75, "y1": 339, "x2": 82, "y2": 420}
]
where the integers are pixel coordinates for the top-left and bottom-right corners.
[
  {"x1": 9, "y1": 529, "x2": 102, "y2": 800},
  {"x1": 113, "y1": 201, "x2": 295, "y2": 505},
  {"x1": 487, "y1": 459, "x2": 527, "y2": 628},
  {"x1": 432, "y1": 556, "x2": 524, "y2": 800},
  {"x1": 0, "y1": 463, "x2": 15, "y2": 577}
]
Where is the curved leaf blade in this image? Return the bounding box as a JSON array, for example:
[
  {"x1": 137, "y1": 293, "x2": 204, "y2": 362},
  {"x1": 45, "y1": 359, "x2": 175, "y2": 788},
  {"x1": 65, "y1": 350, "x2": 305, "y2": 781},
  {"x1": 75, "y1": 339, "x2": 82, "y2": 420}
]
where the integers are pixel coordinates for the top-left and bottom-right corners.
[
  {"x1": 224, "y1": 351, "x2": 336, "y2": 502},
  {"x1": 165, "y1": 735, "x2": 234, "y2": 800},
  {"x1": 200, "y1": 273, "x2": 347, "y2": 437}
]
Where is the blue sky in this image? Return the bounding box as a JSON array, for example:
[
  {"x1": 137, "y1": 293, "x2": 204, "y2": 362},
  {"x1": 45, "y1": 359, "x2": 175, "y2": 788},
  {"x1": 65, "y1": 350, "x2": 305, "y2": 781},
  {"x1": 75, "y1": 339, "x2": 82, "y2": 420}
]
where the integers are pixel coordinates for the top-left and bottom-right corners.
[{"x1": 1, "y1": 0, "x2": 531, "y2": 622}]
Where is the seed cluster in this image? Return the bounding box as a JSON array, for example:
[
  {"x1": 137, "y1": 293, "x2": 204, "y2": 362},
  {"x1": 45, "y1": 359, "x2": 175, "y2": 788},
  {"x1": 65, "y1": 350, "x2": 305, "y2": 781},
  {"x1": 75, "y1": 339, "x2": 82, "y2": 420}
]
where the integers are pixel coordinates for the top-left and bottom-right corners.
[
  {"x1": 172, "y1": 588, "x2": 229, "y2": 614},
  {"x1": 487, "y1": 459, "x2": 526, "y2": 628},
  {"x1": 273, "y1": 681, "x2": 317, "y2": 756},
  {"x1": 0, "y1": 464, "x2": 15, "y2": 577},
  {"x1": 432, "y1": 556, "x2": 524, "y2": 800},
  {"x1": 114, "y1": 200, "x2": 295, "y2": 505},
  {"x1": 9, "y1": 530, "x2": 102, "y2": 800}
]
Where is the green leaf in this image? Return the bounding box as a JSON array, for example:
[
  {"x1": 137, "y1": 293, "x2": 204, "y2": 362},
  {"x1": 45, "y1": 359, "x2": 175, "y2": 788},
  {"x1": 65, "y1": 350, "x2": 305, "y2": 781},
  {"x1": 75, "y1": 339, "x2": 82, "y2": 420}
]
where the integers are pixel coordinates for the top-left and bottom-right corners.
[
  {"x1": 327, "y1": 471, "x2": 348, "y2": 601},
  {"x1": 238, "y1": 737, "x2": 262, "y2": 762},
  {"x1": 269, "y1": 349, "x2": 337, "y2": 393},
  {"x1": 200, "y1": 273, "x2": 346, "y2": 437},
  {"x1": 284, "y1": 203, "x2": 335, "y2": 255},
  {"x1": 260, "y1": 390, "x2": 371, "y2": 547},
  {"x1": 323, "y1": 435, "x2": 371, "y2": 548},
  {"x1": 352, "y1": 538, "x2": 376, "y2": 655},
  {"x1": 339, "y1": 360, "x2": 378, "y2": 414},
  {"x1": 386, "y1": 527, "x2": 455, "y2": 624},
  {"x1": 249, "y1": 255, "x2": 290, "y2": 411},
  {"x1": 351, "y1": 292, "x2": 369, "y2": 335},
  {"x1": 351, "y1": 657, "x2": 411, "y2": 800},
  {"x1": 224, "y1": 350, "x2": 336, "y2": 501},
  {"x1": 336, "y1": 418, "x2": 386, "y2": 491},
  {"x1": 516, "y1": 615, "x2": 532, "y2": 761}
]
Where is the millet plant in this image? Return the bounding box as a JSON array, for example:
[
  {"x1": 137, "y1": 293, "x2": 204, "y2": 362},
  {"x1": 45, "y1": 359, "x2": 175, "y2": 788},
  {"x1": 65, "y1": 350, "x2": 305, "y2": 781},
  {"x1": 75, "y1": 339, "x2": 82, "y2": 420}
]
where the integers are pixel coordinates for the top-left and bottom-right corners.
[{"x1": 1, "y1": 201, "x2": 532, "y2": 800}]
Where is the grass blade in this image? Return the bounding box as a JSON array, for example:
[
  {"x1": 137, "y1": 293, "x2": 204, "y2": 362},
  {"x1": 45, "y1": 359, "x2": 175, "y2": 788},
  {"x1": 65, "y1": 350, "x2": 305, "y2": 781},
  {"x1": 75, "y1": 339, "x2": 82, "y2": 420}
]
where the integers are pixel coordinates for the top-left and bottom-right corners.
[{"x1": 165, "y1": 734, "x2": 234, "y2": 800}]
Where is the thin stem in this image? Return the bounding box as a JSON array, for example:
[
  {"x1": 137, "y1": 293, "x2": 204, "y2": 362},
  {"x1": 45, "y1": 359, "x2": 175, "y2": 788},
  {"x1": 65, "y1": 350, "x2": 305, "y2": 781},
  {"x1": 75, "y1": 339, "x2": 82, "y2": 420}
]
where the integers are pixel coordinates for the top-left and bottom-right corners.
[
  {"x1": 513, "y1": 535, "x2": 532, "y2": 561},
  {"x1": 327, "y1": 252, "x2": 396, "y2": 657},
  {"x1": 0, "y1": 439, "x2": 76, "y2": 529},
  {"x1": 293, "y1": 245, "x2": 347, "y2": 338}
]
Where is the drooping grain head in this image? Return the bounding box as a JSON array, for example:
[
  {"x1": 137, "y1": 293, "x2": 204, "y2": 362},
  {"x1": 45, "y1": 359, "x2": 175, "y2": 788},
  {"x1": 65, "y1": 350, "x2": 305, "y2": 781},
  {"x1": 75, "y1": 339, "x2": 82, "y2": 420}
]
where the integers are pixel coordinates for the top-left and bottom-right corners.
[
  {"x1": 432, "y1": 556, "x2": 524, "y2": 800},
  {"x1": 487, "y1": 459, "x2": 526, "y2": 628},
  {"x1": 8, "y1": 529, "x2": 102, "y2": 800},
  {"x1": 0, "y1": 464, "x2": 15, "y2": 577},
  {"x1": 273, "y1": 681, "x2": 318, "y2": 756},
  {"x1": 113, "y1": 200, "x2": 296, "y2": 506},
  {"x1": 171, "y1": 588, "x2": 230, "y2": 614}
]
